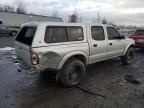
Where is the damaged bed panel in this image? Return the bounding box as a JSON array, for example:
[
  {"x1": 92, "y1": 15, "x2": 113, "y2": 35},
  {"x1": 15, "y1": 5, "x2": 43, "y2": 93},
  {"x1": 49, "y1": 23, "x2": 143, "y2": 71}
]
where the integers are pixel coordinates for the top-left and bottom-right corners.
[
  {"x1": 32, "y1": 42, "x2": 89, "y2": 70},
  {"x1": 40, "y1": 51, "x2": 62, "y2": 69}
]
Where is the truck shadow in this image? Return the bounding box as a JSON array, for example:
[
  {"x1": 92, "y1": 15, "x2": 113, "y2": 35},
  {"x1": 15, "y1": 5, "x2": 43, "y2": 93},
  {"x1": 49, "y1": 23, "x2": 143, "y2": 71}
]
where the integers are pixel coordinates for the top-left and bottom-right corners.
[{"x1": 135, "y1": 48, "x2": 144, "y2": 54}]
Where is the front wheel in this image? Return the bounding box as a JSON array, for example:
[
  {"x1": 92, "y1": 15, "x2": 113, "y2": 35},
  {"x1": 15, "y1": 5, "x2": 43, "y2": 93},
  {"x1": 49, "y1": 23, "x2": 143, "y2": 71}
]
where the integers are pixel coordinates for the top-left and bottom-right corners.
[
  {"x1": 121, "y1": 47, "x2": 135, "y2": 65},
  {"x1": 60, "y1": 58, "x2": 85, "y2": 87}
]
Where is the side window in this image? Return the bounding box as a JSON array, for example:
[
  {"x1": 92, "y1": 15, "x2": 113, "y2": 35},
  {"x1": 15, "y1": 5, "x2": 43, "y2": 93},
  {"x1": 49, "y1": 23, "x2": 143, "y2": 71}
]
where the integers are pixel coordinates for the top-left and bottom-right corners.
[
  {"x1": 45, "y1": 26, "x2": 84, "y2": 43},
  {"x1": 91, "y1": 26, "x2": 105, "y2": 40},
  {"x1": 67, "y1": 27, "x2": 84, "y2": 41},
  {"x1": 45, "y1": 27, "x2": 67, "y2": 43},
  {"x1": 107, "y1": 27, "x2": 120, "y2": 40}
]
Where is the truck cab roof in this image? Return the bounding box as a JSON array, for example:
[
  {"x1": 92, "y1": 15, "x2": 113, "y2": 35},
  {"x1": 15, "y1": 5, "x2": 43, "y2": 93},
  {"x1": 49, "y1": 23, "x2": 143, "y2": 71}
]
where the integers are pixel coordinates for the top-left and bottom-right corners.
[{"x1": 21, "y1": 21, "x2": 111, "y2": 27}]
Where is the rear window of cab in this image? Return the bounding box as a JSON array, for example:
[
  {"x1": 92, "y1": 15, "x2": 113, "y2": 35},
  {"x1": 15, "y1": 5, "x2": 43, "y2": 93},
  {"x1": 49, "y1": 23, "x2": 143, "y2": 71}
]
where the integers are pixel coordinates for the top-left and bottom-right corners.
[{"x1": 44, "y1": 26, "x2": 84, "y2": 43}]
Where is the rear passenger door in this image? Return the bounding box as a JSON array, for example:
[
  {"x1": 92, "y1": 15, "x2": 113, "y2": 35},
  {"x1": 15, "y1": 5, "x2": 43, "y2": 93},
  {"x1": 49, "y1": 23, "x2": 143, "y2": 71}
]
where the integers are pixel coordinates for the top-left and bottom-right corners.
[
  {"x1": 90, "y1": 26, "x2": 108, "y2": 63},
  {"x1": 107, "y1": 26, "x2": 125, "y2": 57}
]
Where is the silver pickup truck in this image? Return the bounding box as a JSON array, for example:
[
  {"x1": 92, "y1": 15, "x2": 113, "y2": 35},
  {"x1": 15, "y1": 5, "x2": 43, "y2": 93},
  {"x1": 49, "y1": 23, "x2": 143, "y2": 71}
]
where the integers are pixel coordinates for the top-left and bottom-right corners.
[{"x1": 15, "y1": 22, "x2": 135, "y2": 87}]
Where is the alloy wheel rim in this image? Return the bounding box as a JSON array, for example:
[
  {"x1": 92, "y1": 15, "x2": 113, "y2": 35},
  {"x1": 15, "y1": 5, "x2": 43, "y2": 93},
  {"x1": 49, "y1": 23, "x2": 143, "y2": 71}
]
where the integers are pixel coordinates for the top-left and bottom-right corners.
[{"x1": 67, "y1": 65, "x2": 81, "y2": 83}]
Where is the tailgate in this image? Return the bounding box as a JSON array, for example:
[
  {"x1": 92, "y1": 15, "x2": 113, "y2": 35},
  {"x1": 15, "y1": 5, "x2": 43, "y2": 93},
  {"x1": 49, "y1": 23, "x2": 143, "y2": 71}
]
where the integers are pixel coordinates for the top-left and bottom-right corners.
[
  {"x1": 15, "y1": 26, "x2": 37, "y2": 66},
  {"x1": 15, "y1": 41, "x2": 31, "y2": 66}
]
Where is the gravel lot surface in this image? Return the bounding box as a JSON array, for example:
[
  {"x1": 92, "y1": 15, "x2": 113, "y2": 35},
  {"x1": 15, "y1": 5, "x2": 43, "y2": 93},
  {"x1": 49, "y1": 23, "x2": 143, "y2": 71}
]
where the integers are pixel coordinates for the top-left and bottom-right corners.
[{"x1": 0, "y1": 36, "x2": 144, "y2": 108}]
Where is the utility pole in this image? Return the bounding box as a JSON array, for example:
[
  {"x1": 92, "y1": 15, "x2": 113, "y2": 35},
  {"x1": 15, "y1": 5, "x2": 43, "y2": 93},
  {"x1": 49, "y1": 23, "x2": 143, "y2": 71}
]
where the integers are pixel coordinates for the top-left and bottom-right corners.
[{"x1": 97, "y1": 12, "x2": 101, "y2": 24}]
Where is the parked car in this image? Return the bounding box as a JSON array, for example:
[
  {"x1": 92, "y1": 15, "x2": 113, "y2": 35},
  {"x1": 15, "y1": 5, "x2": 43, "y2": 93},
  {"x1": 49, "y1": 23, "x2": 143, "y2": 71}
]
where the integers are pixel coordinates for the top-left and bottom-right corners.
[
  {"x1": 128, "y1": 29, "x2": 144, "y2": 48},
  {"x1": 0, "y1": 25, "x2": 17, "y2": 36},
  {"x1": 15, "y1": 22, "x2": 135, "y2": 87},
  {"x1": 118, "y1": 29, "x2": 135, "y2": 37}
]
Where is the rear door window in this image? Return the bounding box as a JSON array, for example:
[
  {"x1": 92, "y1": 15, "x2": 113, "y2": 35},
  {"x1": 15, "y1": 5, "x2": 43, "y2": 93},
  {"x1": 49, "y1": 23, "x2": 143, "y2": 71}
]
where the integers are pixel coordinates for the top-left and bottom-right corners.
[
  {"x1": 91, "y1": 26, "x2": 105, "y2": 40},
  {"x1": 15, "y1": 27, "x2": 37, "y2": 45}
]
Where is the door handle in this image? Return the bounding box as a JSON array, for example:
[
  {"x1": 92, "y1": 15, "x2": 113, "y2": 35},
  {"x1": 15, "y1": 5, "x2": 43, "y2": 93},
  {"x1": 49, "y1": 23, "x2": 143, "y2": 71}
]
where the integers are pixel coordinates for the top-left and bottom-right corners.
[
  {"x1": 93, "y1": 44, "x2": 97, "y2": 47},
  {"x1": 109, "y1": 43, "x2": 112, "y2": 46}
]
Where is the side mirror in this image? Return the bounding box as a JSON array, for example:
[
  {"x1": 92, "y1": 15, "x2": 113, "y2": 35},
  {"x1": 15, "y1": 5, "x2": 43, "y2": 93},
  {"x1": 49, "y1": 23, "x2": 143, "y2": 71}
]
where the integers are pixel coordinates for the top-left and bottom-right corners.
[
  {"x1": 113, "y1": 35, "x2": 125, "y2": 40},
  {"x1": 120, "y1": 35, "x2": 126, "y2": 39}
]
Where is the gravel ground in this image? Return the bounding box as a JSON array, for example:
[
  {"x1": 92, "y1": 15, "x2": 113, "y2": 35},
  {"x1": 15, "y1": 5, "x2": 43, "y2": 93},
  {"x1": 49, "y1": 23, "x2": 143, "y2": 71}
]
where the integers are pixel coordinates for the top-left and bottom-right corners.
[
  {"x1": 0, "y1": 36, "x2": 15, "y2": 48},
  {"x1": 0, "y1": 36, "x2": 144, "y2": 108}
]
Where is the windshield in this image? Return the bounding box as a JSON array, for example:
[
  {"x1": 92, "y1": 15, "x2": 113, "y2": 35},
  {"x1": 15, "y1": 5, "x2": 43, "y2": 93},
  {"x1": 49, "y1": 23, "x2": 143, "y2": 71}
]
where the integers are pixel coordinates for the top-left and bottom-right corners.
[
  {"x1": 15, "y1": 26, "x2": 37, "y2": 46},
  {"x1": 134, "y1": 30, "x2": 144, "y2": 35}
]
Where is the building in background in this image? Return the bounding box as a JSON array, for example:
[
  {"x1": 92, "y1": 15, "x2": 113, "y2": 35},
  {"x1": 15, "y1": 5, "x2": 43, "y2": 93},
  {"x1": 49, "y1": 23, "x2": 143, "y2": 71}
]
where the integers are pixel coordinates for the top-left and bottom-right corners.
[{"x1": 0, "y1": 11, "x2": 62, "y2": 28}]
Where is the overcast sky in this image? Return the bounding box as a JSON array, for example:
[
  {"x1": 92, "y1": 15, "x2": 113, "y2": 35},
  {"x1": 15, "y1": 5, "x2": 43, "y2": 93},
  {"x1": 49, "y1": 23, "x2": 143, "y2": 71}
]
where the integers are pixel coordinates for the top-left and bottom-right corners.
[{"x1": 0, "y1": 0, "x2": 144, "y2": 26}]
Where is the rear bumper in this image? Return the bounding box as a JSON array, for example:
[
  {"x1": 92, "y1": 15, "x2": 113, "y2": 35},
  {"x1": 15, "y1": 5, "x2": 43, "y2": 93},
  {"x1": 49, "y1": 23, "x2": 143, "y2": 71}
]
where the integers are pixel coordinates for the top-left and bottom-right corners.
[{"x1": 15, "y1": 60, "x2": 41, "y2": 74}]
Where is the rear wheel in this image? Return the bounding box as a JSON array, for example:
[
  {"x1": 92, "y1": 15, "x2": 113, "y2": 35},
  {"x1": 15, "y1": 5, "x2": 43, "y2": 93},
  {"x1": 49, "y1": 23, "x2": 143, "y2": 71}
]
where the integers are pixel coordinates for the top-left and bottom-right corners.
[
  {"x1": 121, "y1": 47, "x2": 135, "y2": 65},
  {"x1": 60, "y1": 58, "x2": 85, "y2": 87}
]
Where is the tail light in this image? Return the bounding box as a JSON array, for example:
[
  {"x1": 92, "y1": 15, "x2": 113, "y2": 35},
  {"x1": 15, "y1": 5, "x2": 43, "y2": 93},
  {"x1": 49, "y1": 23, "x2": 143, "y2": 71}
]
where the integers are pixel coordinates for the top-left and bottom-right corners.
[{"x1": 31, "y1": 52, "x2": 39, "y2": 65}]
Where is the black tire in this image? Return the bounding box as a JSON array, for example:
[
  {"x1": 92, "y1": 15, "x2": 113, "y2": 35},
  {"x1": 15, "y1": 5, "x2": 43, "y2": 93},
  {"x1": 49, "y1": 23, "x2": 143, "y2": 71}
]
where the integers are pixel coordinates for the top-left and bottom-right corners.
[
  {"x1": 60, "y1": 58, "x2": 85, "y2": 87},
  {"x1": 121, "y1": 47, "x2": 135, "y2": 65}
]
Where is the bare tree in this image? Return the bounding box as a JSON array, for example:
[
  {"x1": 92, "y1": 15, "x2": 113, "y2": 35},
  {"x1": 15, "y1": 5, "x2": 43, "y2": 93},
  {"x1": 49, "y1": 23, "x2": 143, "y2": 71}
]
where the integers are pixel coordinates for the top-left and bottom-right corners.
[
  {"x1": 109, "y1": 21, "x2": 113, "y2": 25},
  {"x1": 0, "y1": 5, "x2": 4, "y2": 11},
  {"x1": 69, "y1": 10, "x2": 78, "y2": 23},
  {"x1": 15, "y1": 0, "x2": 27, "y2": 14},
  {"x1": 3, "y1": 5, "x2": 15, "y2": 12},
  {"x1": 102, "y1": 18, "x2": 108, "y2": 24},
  {"x1": 78, "y1": 16, "x2": 83, "y2": 23},
  {"x1": 0, "y1": 5, "x2": 15, "y2": 12}
]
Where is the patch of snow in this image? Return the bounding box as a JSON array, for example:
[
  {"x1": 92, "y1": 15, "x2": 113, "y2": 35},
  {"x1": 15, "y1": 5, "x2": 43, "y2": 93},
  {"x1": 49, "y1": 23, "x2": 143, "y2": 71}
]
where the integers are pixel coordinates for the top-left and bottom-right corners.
[{"x1": 0, "y1": 47, "x2": 15, "y2": 51}]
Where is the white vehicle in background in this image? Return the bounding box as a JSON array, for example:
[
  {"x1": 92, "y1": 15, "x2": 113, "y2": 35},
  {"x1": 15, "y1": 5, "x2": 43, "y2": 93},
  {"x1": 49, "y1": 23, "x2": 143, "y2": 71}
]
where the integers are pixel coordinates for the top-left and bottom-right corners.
[
  {"x1": 0, "y1": 24, "x2": 18, "y2": 36},
  {"x1": 15, "y1": 22, "x2": 135, "y2": 87}
]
